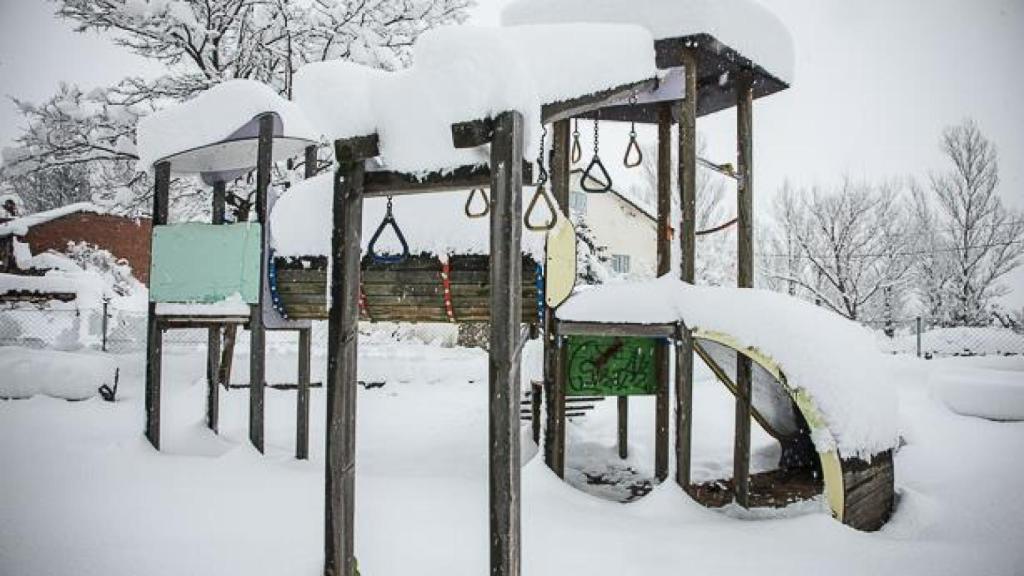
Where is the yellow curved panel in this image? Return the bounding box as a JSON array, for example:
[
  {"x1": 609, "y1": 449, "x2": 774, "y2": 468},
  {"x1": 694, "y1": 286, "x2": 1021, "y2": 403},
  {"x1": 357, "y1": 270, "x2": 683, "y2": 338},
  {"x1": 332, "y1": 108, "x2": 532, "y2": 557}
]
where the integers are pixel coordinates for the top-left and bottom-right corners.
[
  {"x1": 692, "y1": 328, "x2": 845, "y2": 521},
  {"x1": 545, "y1": 214, "x2": 576, "y2": 308}
]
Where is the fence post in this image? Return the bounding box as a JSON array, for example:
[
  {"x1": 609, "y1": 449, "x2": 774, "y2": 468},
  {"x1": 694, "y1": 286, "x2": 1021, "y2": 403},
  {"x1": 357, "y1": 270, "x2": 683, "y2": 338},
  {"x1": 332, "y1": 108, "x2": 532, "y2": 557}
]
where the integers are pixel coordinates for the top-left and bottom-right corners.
[
  {"x1": 101, "y1": 297, "x2": 110, "y2": 352},
  {"x1": 916, "y1": 316, "x2": 922, "y2": 358}
]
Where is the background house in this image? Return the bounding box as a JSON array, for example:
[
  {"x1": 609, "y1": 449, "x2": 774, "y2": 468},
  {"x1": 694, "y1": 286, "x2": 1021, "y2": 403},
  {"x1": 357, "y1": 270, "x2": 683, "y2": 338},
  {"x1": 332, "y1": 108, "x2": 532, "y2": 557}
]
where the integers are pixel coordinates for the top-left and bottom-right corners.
[
  {"x1": 0, "y1": 203, "x2": 152, "y2": 284},
  {"x1": 569, "y1": 169, "x2": 660, "y2": 279}
]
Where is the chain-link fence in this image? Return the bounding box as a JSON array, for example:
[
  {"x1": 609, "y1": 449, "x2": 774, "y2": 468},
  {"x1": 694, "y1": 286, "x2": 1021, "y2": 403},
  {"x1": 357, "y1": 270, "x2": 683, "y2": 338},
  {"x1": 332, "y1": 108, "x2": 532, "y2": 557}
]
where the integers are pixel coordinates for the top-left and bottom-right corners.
[
  {"x1": 0, "y1": 302, "x2": 462, "y2": 353},
  {"x1": 872, "y1": 316, "x2": 1024, "y2": 358},
  {"x1": 8, "y1": 303, "x2": 1018, "y2": 358}
]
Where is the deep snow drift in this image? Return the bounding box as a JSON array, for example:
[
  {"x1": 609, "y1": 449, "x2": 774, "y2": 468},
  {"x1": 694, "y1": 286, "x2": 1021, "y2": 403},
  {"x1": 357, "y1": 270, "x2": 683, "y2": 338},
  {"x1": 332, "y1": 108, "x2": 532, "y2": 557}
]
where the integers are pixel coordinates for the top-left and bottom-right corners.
[{"x1": 1, "y1": 340, "x2": 1022, "y2": 575}]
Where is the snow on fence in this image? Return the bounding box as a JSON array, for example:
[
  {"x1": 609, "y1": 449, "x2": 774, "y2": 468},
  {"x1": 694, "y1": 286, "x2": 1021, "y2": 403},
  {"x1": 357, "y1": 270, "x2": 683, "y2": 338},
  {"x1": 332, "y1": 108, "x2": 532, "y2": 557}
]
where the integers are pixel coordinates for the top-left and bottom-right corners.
[
  {"x1": 873, "y1": 317, "x2": 1024, "y2": 358},
  {"x1": 0, "y1": 305, "x2": 459, "y2": 353}
]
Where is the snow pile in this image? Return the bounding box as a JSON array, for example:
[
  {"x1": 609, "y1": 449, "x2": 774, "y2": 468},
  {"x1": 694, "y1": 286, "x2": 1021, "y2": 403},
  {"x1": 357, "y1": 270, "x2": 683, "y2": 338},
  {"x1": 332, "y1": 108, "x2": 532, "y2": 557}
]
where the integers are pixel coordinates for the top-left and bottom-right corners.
[
  {"x1": 880, "y1": 326, "x2": 1024, "y2": 357},
  {"x1": 270, "y1": 172, "x2": 546, "y2": 259},
  {"x1": 294, "y1": 24, "x2": 654, "y2": 173},
  {"x1": 502, "y1": 0, "x2": 795, "y2": 84},
  {"x1": 0, "y1": 202, "x2": 104, "y2": 238},
  {"x1": 557, "y1": 276, "x2": 898, "y2": 457},
  {"x1": 931, "y1": 361, "x2": 1024, "y2": 421},
  {"x1": 0, "y1": 269, "x2": 108, "y2": 309},
  {"x1": 136, "y1": 79, "x2": 318, "y2": 172},
  {"x1": 2, "y1": 243, "x2": 147, "y2": 311},
  {"x1": 0, "y1": 347, "x2": 118, "y2": 400},
  {"x1": 293, "y1": 61, "x2": 385, "y2": 144},
  {"x1": 155, "y1": 292, "x2": 251, "y2": 317}
]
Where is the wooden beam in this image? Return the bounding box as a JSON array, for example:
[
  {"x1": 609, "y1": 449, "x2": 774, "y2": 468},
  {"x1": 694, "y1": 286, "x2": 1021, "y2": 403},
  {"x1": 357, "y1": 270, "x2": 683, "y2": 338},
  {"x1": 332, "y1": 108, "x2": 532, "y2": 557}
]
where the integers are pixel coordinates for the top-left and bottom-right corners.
[
  {"x1": 206, "y1": 180, "x2": 226, "y2": 434},
  {"x1": 679, "y1": 50, "x2": 698, "y2": 284},
  {"x1": 297, "y1": 145, "x2": 316, "y2": 462},
  {"x1": 556, "y1": 321, "x2": 676, "y2": 338},
  {"x1": 654, "y1": 102, "x2": 672, "y2": 482},
  {"x1": 158, "y1": 317, "x2": 249, "y2": 329},
  {"x1": 541, "y1": 77, "x2": 659, "y2": 125},
  {"x1": 324, "y1": 144, "x2": 366, "y2": 576},
  {"x1": 675, "y1": 323, "x2": 694, "y2": 489},
  {"x1": 452, "y1": 117, "x2": 495, "y2": 148},
  {"x1": 675, "y1": 49, "x2": 698, "y2": 494},
  {"x1": 296, "y1": 327, "x2": 311, "y2": 460},
  {"x1": 145, "y1": 160, "x2": 170, "y2": 450},
  {"x1": 544, "y1": 119, "x2": 571, "y2": 477},
  {"x1": 363, "y1": 161, "x2": 534, "y2": 197},
  {"x1": 488, "y1": 110, "x2": 523, "y2": 576},
  {"x1": 304, "y1": 145, "x2": 318, "y2": 178},
  {"x1": 617, "y1": 396, "x2": 629, "y2": 459},
  {"x1": 734, "y1": 73, "x2": 755, "y2": 508},
  {"x1": 553, "y1": 336, "x2": 568, "y2": 478},
  {"x1": 332, "y1": 134, "x2": 380, "y2": 162},
  {"x1": 248, "y1": 113, "x2": 273, "y2": 454}
]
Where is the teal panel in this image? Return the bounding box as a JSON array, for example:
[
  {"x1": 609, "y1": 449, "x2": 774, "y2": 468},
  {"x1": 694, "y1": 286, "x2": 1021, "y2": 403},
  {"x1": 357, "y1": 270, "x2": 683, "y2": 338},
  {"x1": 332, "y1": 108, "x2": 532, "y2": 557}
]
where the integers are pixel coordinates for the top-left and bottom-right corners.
[
  {"x1": 566, "y1": 336, "x2": 658, "y2": 397},
  {"x1": 149, "y1": 223, "x2": 262, "y2": 304}
]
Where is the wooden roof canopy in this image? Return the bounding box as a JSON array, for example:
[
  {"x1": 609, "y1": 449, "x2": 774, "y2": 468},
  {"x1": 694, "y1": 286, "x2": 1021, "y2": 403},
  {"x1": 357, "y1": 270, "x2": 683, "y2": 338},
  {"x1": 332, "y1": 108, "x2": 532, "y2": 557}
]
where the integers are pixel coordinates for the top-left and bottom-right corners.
[
  {"x1": 542, "y1": 33, "x2": 790, "y2": 125},
  {"x1": 340, "y1": 31, "x2": 788, "y2": 193}
]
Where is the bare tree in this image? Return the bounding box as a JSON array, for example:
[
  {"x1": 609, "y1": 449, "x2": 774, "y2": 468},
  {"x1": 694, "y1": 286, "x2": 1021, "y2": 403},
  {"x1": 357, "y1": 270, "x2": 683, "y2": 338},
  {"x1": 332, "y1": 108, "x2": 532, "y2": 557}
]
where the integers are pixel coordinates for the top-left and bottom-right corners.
[
  {"x1": 927, "y1": 119, "x2": 1024, "y2": 325},
  {"x1": 765, "y1": 178, "x2": 912, "y2": 322},
  {"x1": 637, "y1": 138, "x2": 734, "y2": 285},
  {"x1": 2, "y1": 0, "x2": 472, "y2": 216}
]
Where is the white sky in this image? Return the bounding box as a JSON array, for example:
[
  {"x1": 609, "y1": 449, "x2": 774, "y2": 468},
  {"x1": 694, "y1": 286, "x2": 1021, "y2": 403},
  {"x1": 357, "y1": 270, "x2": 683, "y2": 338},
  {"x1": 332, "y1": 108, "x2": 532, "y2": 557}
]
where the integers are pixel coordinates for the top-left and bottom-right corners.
[{"x1": 0, "y1": 0, "x2": 1022, "y2": 306}]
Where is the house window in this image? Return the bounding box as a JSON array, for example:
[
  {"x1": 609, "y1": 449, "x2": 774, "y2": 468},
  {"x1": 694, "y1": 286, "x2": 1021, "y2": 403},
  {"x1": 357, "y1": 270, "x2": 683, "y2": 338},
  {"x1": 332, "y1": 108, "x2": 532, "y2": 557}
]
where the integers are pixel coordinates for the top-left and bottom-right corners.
[
  {"x1": 611, "y1": 254, "x2": 631, "y2": 274},
  {"x1": 570, "y1": 190, "x2": 588, "y2": 215}
]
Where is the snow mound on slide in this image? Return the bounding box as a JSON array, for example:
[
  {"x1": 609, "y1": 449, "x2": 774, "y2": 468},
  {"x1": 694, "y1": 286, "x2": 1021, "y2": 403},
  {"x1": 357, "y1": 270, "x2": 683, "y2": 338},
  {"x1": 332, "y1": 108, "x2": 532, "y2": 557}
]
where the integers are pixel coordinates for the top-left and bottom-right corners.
[{"x1": 557, "y1": 276, "x2": 899, "y2": 459}]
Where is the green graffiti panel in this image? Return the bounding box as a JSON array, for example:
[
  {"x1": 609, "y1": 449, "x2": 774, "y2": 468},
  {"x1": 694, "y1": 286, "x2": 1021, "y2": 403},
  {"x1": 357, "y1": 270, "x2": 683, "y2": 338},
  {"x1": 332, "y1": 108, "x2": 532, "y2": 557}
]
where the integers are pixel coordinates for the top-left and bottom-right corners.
[
  {"x1": 566, "y1": 335, "x2": 658, "y2": 397},
  {"x1": 150, "y1": 222, "x2": 262, "y2": 304}
]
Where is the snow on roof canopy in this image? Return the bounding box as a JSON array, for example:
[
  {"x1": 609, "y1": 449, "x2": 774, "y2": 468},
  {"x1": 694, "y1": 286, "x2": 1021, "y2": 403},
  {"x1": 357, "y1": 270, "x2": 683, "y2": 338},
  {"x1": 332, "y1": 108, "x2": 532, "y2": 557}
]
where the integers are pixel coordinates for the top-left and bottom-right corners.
[
  {"x1": 0, "y1": 202, "x2": 104, "y2": 238},
  {"x1": 557, "y1": 276, "x2": 898, "y2": 459},
  {"x1": 501, "y1": 0, "x2": 795, "y2": 84},
  {"x1": 136, "y1": 80, "x2": 318, "y2": 178},
  {"x1": 270, "y1": 172, "x2": 546, "y2": 260},
  {"x1": 294, "y1": 24, "x2": 656, "y2": 174}
]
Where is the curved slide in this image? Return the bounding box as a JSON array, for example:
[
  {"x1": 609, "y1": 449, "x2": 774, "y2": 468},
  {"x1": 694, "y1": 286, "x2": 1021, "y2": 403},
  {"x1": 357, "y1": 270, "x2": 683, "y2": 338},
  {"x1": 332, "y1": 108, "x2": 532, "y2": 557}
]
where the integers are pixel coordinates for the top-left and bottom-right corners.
[{"x1": 556, "y1": 276, "x2": 898, "y2": 531}]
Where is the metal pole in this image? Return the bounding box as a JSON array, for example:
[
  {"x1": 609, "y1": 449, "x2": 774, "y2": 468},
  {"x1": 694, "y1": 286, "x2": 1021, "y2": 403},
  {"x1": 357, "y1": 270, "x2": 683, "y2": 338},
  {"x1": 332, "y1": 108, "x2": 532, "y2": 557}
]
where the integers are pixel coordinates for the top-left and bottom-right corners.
[
  {"x1": 101, "y1": 297, "x2": 109, "y2": 352},
  {"x1": 916, "y1": 316, "x2": 922, "y2": 358}
]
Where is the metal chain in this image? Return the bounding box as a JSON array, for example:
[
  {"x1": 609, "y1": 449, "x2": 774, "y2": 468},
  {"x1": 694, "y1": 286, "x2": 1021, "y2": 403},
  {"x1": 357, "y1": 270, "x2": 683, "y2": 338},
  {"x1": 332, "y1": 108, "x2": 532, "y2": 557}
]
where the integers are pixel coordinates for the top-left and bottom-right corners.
[
  {"x1": 628, "y1": 92, "x2": 638, "y2": 138},
  {"x1": 537, "y1": 124, "x2": 548, "y2": 184},
  {"x1": 593, "y1": 117, "x2": 600, "y2": 154},
  {"x1": 386, "y1": 195, "x2": 393, "y2": 216}
]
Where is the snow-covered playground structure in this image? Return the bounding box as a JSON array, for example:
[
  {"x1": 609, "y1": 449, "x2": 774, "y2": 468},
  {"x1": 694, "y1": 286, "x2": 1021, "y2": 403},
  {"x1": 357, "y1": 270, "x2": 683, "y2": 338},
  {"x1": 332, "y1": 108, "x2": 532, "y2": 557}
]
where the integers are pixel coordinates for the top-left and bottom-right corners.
[{"x1": 136, "y1": 1, "x2": 898, "y2": 575}]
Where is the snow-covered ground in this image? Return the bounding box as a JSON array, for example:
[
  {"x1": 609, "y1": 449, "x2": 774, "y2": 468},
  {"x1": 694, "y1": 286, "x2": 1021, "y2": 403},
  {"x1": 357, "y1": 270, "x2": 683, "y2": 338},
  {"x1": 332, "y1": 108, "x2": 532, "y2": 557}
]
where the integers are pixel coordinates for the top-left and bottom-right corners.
[{"x1": 1, "y1": 342, "x2": 1022, "y2": 575}]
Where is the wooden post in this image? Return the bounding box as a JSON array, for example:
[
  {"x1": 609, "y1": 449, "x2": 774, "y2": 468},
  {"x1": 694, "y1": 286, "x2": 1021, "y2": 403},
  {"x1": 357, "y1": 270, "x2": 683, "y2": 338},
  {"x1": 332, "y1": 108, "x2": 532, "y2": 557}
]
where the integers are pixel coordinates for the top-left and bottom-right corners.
[
  {"x1": 206, "y1": 180, "x2": 226, "y2": 433},
  {"x1": 734, "y1": 74, "x2": 755, "y2": 508},
  {"x1": 654, "y1": 102, "x2": 673, "y2": 481},
  {"x1": 674, "y1": 322, "x2": 693, "y2": 488},
  {"x1": 297, "y1": 327, "x2": 311, "y2": 460},
  {"x1": 325, "y1": 140, "x2": 366, "y2": 576},
  {"x1": 145, "y1": 160, "x2": 171, "y2": 450},
  {"x1": 531, "y1": 381, "x2": 542, "y2": 445},
  {"x1": 296, "y1": 145, "x2": 316, "y2": 461},
  {"x1": 675, "y1": 49, "x2": 698, "y2": 491},
  {"x1": 617, "y1": 396, "x2": 628, "y2": 459},
  {"x1": 544, "y1": 118, "x2": 570, "y2": 477},
  {"x1": 488, "y1": 110, "x2": 524, "y2": 576},
  {"x1": 249, "y1": 114, "x2": 273, "y2": 453}
]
